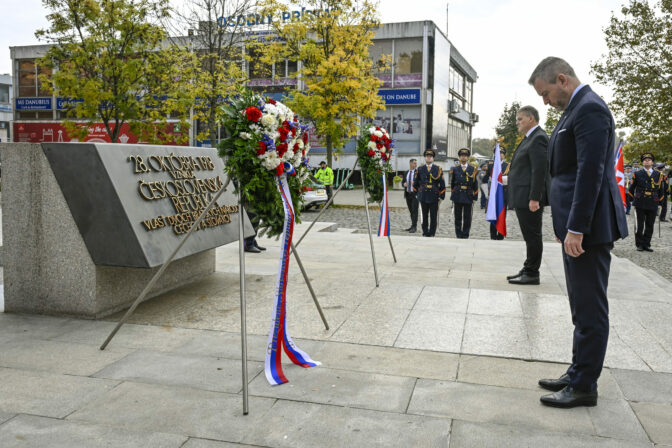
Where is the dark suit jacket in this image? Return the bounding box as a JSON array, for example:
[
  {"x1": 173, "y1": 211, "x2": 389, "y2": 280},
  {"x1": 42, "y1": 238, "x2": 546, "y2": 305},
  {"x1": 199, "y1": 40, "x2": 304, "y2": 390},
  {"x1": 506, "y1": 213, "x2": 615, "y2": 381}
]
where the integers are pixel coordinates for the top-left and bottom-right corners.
[
  {"x1": 401, "y1": 169, "x2": 417, "y2": 199},
  {"x1": 508, "y1": 126, "x2": 551, "y2": 209},
  {"x1": 548, "y1": 85, "x2": 628, "y2": 245}
]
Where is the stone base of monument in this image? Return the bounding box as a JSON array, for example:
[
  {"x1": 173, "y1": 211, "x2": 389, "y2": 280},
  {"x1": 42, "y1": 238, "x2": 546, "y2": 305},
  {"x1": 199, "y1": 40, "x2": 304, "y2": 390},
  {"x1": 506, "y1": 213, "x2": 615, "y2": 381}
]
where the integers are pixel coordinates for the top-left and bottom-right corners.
[{"x1": 1, "y1": 142, "x2": 249, "y2": 318}]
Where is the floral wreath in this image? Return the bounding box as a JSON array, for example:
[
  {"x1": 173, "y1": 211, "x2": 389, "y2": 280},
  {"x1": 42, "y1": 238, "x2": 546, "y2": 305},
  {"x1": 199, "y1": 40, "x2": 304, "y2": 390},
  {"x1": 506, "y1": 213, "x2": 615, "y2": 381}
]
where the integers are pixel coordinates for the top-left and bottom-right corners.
[
  {"x1": 218, "y1": 89, "x2": 311, "y2": 236},
  {"x1": 356, "y1": 125, "x2": 395, "y2": 202}
]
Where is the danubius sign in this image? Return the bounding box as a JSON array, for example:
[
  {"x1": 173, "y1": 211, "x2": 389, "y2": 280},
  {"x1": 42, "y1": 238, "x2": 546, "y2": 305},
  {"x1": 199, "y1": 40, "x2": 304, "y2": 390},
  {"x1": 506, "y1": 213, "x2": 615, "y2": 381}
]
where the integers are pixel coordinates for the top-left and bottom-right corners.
[{"x1": 218, "y1": 8, "x2": 339, "y2": 27}]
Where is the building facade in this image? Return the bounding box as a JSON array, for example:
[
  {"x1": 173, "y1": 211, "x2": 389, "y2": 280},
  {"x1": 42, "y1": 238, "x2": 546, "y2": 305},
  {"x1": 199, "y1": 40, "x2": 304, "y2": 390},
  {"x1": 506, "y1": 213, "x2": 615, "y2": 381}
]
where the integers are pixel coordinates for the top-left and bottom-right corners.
[
  {"x1": 0, "y1": 74, "x2": 12, "y2": 143},
  {"x1": 8, "y1": 20, "x2": 477, "y2": 169}
]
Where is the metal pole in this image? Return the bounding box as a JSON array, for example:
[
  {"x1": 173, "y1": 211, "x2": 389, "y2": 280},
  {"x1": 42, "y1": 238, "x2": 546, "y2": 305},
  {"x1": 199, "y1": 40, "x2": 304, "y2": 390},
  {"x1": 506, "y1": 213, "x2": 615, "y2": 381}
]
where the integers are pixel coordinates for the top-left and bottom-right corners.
[
  {"x1": 361, "y1": 167, "x2": 380, "y2": 287},
  {"x1": 386, "y1": 235, "x2": 397, "y2": 263},
  {"x1": 238, "y1": 191, "x2": 249, "y2": 415},
  {"x1": 296, "y1": 158, "x2": 358, "y2": 248},
  {"x1": 100, "y1": 179, "x2": 229, "y2": 351},
  {"x1": 290, "y1": 243, "x2": 329, "y2": 330}
]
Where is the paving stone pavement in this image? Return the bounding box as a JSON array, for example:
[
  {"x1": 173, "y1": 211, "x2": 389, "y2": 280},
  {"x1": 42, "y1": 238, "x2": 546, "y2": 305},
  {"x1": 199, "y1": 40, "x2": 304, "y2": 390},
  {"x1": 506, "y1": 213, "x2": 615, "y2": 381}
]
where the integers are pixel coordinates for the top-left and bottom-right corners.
[{"x1": 1, "y1": 220, "x2": 672, "y2": 447}]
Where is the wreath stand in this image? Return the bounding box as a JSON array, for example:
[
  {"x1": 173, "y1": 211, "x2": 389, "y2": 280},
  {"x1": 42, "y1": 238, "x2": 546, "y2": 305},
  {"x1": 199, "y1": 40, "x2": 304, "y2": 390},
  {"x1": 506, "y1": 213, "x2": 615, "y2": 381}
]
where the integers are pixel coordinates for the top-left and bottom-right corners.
[
  {"x1": 100, "y1": 178, "x2": 329, "y2": 415},
  {"x1": 294, "y1": 158, "x2": 397, "y2": 288}
]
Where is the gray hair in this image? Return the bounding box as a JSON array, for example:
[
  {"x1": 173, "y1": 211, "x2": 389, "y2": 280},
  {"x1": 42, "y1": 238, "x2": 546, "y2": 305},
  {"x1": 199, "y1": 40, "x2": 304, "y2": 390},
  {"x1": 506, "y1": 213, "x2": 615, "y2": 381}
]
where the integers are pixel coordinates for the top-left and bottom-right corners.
[
  {"x1": 528, "y1": 57, "x2": 577, "y2": 85},
  {"x1": 518, "y1": 105, "x2": 539, "y2": 123}
]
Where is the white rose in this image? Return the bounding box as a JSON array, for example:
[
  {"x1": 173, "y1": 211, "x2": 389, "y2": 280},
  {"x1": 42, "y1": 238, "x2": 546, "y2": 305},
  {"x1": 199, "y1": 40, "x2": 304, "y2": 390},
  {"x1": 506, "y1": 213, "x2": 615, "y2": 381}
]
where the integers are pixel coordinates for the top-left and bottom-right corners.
[
  {"x1": 380, "y1": 147, "x2": 386, "y2": 153},
  {"x1": 374, "y1": 130, "x2": 383, "y2": 138},
  {"x1": 239, "y1": 132, "x2": 251, "y2": 140},
  {"x1": 261, "y1": 114, "x2": 277, "y2": 130},
  {"x1": 369, "y1": 127, "x2": 377, "y2": 134},
  {"x1": 367, "y1": 141, "x2": 377, "y2": 150}
]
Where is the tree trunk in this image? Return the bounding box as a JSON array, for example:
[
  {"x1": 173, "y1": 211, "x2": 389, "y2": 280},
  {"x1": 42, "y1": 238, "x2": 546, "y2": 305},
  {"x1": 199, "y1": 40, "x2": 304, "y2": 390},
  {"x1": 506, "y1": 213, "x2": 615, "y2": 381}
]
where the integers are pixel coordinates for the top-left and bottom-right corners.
[{"x1": 326, "y1": 134, "x2": 333, "y2": 167}]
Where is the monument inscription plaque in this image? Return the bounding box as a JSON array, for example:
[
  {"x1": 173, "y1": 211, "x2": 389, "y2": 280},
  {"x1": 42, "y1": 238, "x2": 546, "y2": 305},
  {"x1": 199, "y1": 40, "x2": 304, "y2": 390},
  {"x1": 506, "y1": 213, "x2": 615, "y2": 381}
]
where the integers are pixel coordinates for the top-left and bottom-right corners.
[{"x1": 42, "y1": 143, "x2": 253, "y2": 268}]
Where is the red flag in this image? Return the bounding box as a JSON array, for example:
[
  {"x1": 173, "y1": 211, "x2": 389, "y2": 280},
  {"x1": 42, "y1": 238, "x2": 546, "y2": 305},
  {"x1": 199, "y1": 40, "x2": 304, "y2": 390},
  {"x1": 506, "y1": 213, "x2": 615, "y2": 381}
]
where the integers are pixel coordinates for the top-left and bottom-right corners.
[{"x1": 614, "y1": 141, "x2": 626, "y2": 210}]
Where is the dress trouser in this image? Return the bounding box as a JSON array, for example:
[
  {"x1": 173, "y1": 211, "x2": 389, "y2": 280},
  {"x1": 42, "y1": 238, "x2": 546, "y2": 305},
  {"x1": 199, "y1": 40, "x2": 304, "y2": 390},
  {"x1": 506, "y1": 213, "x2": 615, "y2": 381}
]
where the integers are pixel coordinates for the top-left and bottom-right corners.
[
  {"x1": 660, "y1": 197, "x2": 668, "y2": 221},
  {"x1": 515, "y1": 207, "x2": 544, "y2": 273},
  {"x1": 405, "y1": 193, "x2": 419, "y2": 228},
  {"x1": 563, "y1": 243, "x2": 612, "y2": 392},
  {"x1": 635, "y1": 207, "x2": 656, "y2": 248},
  {"x1": 420, "y1": 201, "x2": 438, "y2": 236},
  {"x1": 454, "y1": 203, "x2": 473, "y2": 238}
]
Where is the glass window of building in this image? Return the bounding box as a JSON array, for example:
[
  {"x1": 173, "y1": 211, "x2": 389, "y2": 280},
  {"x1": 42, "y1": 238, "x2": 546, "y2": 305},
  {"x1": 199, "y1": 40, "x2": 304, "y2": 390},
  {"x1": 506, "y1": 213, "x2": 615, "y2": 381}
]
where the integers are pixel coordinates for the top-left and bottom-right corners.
[
  {"x1": 0, "y1": 84, "x2": 9, "y2": 103},
  {"x1": 394, "y1": 38, "x2": 422, "y2": 74},
  {"x1": 465, "y1": 80, "x2": 472, "y2": 113},
  {"x1": 287, "y1": 59, "x2": 298, "y2": 76},
  {"x1": 390, "y1": 106, "x2": 421, "y2": 154},
  {"x1": 37, "y1": 65, "x2": 52, "y2": 97},
  {"x1": 370, "y1": 39, "x2": 392, "y2": 88},
  {"x1": 18, "y1": 60, "x2": 37, "y2": 97}
]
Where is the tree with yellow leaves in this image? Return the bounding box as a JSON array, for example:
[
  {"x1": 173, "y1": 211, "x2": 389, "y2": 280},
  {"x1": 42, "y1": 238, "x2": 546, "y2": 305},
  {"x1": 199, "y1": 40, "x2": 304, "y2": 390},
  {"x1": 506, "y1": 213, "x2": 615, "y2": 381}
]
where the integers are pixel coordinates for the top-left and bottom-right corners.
[
  {"x1": 253, "y1": 0, "x2": 387, "y2": 166},
  {"x1": 36, "y1": 0, "x2": 198, "y2": 144}
]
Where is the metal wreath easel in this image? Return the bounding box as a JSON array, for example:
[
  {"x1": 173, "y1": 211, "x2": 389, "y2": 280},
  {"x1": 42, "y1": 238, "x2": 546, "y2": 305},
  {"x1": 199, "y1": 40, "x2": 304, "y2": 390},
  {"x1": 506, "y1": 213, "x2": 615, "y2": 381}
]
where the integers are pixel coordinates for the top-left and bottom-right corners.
[
  {"x1": 294, "y1": 157, "x2": 397, "y2": 287},
  {"x1": 100, "y1": 176, "x2": 329, "y2": 415}
]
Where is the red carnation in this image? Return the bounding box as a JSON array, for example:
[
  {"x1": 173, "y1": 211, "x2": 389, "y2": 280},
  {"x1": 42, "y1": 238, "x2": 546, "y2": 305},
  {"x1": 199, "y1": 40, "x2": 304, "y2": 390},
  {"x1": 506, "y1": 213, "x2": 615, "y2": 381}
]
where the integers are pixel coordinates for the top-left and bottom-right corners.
[
  {"x1": 267, "y1": 98, "x2": 277, "y2": 105},
  {"x1": 376, "y1": 142, "x2": 383, "y2": 149},
  {"x1": 276, "y1": 164, "x2": 284, "y2": 176},
  {"x1": 256, "y1": 141, "x2": 266, "y2": 156},
  {"x1": 293, "y1": 142, "x2": 300, "y2": 152},
  {"x1": 367, "y1": 150, "x2": 375, "y2": 157},
  {"x1": 277, "y1": 142, "x2": 288, "y2": 156},
  {"x1": 290, "y1": 128, "x2": 297, "y2": 137},
  {"x1": 370, "y1": 134, "x2": 378, "y2": 142},
  {"x1": 278, "y1": 127, "x2": 289, "y2": 136},
  {"x1": 376, "y1": 126, "x2": 381, "y2": 131},
  {"x1": 302, "y1": 133, "x2": 308, "y2": 144},
  {"x1": 245, "y1": 106, "x2": 262, "y2": 122},
  {"x1": 293, "y1": 116, "x2": 298, "y2": 122}
]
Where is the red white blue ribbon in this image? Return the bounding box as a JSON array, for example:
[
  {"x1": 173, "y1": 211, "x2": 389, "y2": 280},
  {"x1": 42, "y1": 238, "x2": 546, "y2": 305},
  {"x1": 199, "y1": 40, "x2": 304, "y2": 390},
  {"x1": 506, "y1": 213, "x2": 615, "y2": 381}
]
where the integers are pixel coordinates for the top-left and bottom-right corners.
[
  {"x1": 377, "y1": 173, "x2": 390, "y2": 237},
  {"x1": 265, "y1": 173, "x2": 320, "y2": 385}
]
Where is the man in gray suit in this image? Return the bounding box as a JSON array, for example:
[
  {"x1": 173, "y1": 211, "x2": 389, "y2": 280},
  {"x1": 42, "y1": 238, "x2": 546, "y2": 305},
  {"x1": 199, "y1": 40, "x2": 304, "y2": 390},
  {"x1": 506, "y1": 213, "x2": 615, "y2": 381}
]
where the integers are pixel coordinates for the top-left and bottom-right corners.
[{"x1": 506, "y1": 105, "x2": 550, "y2": 285}]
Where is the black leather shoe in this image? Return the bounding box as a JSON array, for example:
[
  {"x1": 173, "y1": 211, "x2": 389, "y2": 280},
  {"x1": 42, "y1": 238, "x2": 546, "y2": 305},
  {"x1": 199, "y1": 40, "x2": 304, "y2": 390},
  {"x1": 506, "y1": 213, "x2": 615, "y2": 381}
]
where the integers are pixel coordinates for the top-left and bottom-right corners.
[
  {"x1": 508, "y1": 273, "x2": 540, "y2": 285},
  {"x1": 540, "y1": 386, "x2": 597, "y2": 408},
  {"x1": 254, "y1": 242, "x2": 266, "y2": 251},
  {"x1": 507, "y1": 270, "x2": 524, "y2": 281},
  {"x1": 404, "y1": 226, "x2": 413, "y2": 231},
  {"x1": 244, "y1": 246, "x2": 261, "y2": 253},
  {"x1": 644, "y1": 247, "x2": 654, "y2": 252},
  {"x1": 636, "y1": 246, "x2": 644, "y2": 251},
  {"x1": 538, "y1": 373, "x2": 570, "y2": 392},
  {"x1": 408, "y1": 227, "x2": 417, "y2": 233}
]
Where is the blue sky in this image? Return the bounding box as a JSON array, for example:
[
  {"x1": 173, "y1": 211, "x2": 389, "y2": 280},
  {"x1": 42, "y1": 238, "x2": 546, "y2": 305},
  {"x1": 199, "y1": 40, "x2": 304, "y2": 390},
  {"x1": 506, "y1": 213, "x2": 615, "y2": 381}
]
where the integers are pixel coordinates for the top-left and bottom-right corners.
[{"x1": 1, "y1": 0, "x2": 626, "y2": 138}]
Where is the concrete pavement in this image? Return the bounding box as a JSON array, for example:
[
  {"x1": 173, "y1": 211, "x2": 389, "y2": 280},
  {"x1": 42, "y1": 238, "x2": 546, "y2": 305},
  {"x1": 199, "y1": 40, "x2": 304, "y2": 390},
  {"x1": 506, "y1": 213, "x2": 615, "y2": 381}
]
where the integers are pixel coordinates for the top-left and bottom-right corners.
[{"x1": 1, "y1": 221, "x2": 671, "y2": 447}]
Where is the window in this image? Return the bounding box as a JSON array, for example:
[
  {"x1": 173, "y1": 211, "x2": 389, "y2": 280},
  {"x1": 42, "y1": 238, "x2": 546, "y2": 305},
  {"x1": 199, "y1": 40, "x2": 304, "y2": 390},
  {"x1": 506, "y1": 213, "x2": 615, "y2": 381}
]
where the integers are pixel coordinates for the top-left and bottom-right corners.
[
  {"x1": 394, "y1": 38, "x2": 422, "y2": 74},
  {"x1": 450, "y1": 66, "x2": 465, "y2": 97},
  {"x1": 464, "y1": 81, "x2": 472, "y2": 113},
  {"x1": 370, "y1": 39, "x2": 392, "y2": 74},
  {"x1": 18, "y1": 59, "x2": 37, "y2": 97},
  {"x1": 0, "y1": 84, "x2": 9, "y2": 103}
]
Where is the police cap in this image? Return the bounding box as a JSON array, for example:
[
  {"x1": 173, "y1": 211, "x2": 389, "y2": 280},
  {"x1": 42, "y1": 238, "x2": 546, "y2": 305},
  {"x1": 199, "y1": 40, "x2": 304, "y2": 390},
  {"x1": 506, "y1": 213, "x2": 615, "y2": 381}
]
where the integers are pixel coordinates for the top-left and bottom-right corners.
[
  {"x1": 424, "y1": 148, "x2": 436, "y2": 157},
  {"x1": 640, "y1": 153, "x2": 654, "y2": 162},
  {"x1": 458, "y1": 148, "x2": 471, "y2": 157}
]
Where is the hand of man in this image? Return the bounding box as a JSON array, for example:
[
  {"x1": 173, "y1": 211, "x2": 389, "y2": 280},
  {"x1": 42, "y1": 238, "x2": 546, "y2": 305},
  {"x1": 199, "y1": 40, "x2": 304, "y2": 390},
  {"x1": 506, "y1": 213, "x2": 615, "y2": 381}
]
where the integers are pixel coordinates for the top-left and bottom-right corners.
[
  {"x1": 529, "y1": 200, "x2": 540, "y2": 212},
  {"x1": 564, "y1": 232, "x2": 585, "y2": 258}
]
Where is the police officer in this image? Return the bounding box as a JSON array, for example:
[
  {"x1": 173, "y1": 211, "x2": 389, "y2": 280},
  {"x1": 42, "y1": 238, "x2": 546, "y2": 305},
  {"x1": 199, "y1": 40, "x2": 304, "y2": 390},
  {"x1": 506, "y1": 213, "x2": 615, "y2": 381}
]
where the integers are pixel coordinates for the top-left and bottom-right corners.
[
  {"x1": 482, "y1": 146, "x2": 509, "y2": 240},
  {"x1": 413, "y1": 148, "x2": 446, "y2": 237},
  {"x1": 315, "y1": 161, "x2": 334, "y2": 200},
  {"x1": 450, "y1": 148, "x2": 479, "y2": 238},
  {"x1": 628, "y1": 153, "x2": 665, "y2": 251},
  {"x1": 655, "y1": 163, "x2": 668, "y2": 222}
]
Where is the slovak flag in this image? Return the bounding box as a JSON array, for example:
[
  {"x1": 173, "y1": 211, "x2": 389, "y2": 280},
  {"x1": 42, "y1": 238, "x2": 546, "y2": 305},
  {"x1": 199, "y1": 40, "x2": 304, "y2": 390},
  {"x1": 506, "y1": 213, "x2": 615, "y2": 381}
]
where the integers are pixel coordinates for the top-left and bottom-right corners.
[
  {"x1": 614, "y1": 141, "x2": 626, "y2": 210},
  {"x1": 486, "y1": 143, "x2": 507, "y2": 236}
]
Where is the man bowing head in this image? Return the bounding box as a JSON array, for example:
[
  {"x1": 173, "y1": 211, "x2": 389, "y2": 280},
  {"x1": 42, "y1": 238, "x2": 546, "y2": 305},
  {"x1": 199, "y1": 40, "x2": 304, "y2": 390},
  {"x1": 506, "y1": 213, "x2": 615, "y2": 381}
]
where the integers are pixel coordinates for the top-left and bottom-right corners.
[{"x1": 529, "y1": 57, "x2": 628, "y2": 408}]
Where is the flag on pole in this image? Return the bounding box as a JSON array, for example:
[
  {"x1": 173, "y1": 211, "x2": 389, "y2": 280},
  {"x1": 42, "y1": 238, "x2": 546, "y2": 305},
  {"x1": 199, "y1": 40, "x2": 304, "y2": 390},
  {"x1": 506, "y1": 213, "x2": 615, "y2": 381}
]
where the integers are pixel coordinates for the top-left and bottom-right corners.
[
  {"x1": 614, "y1": 141, "x2": 626, "y2": 210},
  {"x1": 486, "y1": 143, "x2": 507, "y2": 236}
]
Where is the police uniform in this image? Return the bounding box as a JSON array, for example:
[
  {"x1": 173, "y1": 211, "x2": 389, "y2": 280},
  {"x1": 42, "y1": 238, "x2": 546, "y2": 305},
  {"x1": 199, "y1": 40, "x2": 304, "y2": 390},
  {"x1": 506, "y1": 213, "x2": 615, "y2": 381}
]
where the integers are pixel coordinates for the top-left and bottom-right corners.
[
  {"x1": 482, "y1": 149, "x2": 510, "y2": 240},
  {"x1": 656, "y1": 163, "x2": 668, "y2": 222},
  {"x1": 628, "y1": 153, "x2": 665, "y2": 251},
  {"x1": 450, "y1": 148, "x2": 479, "y2": 238},
  {"x1": 413, "y1": 148, "x2": 446, "y2": 237}
]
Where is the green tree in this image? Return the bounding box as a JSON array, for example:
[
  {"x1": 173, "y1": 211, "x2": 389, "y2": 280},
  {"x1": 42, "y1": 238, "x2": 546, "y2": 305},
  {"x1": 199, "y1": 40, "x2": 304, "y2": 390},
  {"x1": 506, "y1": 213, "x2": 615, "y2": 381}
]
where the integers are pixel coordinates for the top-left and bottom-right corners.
[
  {"x1": 36, "y1": 0, "x2": 197, "y2": 143},
  {"x1": 544, "y1": 107, "x2": 562, "y2": 135},
  {"x1": 471, "y1": 137, "x2": 496, "y2": 157},
  {"x1": 255, "y1": 0, "x2": 387, "y2": 166},
  {"x1": 170, "y1": 0, "x2": 252, "y2": 144},
  {"x1": 495, "y1": 101, "x2": 522, "y2": 161},
  {"x1": 591, "y1": 0, "x2": 672, "y2": 162}
]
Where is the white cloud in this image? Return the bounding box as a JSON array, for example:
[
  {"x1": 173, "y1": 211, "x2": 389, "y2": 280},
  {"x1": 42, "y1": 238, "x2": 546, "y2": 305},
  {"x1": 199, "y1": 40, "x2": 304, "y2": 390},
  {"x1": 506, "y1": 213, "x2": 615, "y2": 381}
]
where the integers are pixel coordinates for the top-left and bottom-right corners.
[{"x1": 2, "y1": 0, "x2": 624, "y2": 138}]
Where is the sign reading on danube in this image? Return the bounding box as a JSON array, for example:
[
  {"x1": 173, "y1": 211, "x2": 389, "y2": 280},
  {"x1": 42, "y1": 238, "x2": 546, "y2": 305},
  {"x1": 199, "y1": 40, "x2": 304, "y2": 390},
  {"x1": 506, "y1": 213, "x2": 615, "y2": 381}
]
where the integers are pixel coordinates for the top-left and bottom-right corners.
[
  {"x1": 41, "y1": 143, "x2": 254, "y2": 268},
  {"x1": 378, "y1": 89, "x2": 421, "y2": 105},
  {"x1": 15, "y1": 97, "x2": 52, "y2": 110}
]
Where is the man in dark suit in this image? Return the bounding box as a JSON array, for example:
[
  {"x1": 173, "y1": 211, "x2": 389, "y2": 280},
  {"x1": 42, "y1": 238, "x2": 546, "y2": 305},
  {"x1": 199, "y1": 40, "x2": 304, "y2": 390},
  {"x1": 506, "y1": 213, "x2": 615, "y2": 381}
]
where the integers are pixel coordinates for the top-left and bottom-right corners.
[
  {"x1": 413, "y1": 148, "x2": 445, "y2": 237},
  {"x1": 450, "y1": 148, "x2": 479, "y2": 238},
  {"x1": 628, "y1": 153, "x2": 665, "y2": 251},
  {"x1": 529, "y1": 57, "x2": 628, "y2": 408},
  {"x1": 506, "y1": 106, "x2": 550, "y2": 285},
  {"x1": 482, "y1": 147, "x2": 509, "y2": 240},
  {"x1": 401, "y1": 158, "x2": 419, "y2": 233}
]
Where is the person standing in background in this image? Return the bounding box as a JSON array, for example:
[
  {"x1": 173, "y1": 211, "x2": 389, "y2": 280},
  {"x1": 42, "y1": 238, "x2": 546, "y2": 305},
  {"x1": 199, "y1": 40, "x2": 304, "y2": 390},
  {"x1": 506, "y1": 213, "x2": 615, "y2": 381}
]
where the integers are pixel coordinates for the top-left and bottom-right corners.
[
  {"x1": 450, "y1": 148, "x2": 478, "y2": 239},
  {"x1": 315, "y1": 161, "x2": 334, "y2": 201},
  {"x1": 402, "y1": 158, "x2": 419, "y2": 233}
]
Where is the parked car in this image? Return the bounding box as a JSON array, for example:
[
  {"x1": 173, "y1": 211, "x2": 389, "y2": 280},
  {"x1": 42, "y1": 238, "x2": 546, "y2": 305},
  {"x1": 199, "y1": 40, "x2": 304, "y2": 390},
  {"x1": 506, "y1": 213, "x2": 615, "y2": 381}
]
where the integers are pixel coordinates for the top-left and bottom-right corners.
[{"x1": 301, "y1": 180, "x2": 328, "y2": 210}]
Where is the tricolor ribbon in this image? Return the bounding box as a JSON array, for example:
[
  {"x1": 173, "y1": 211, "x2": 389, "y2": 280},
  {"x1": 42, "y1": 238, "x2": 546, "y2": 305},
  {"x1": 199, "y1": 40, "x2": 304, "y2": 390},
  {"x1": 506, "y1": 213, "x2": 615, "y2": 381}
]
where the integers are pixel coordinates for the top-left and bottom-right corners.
[
  {"x1": 377, "y1": 173, "x2": 390, "y2": 237},
  {"x1": 264, "y1": 174, "x2": 320, "y2": 386}
]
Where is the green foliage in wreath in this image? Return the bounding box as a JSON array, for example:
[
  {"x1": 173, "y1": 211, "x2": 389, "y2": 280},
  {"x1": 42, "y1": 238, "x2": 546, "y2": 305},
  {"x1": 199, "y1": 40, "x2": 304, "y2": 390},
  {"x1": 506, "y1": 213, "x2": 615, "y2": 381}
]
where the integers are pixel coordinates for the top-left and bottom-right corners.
[
  {"x1": 218, "y1": 89, "x2": 311, "y2": 237},
  {"x1": 356, "y1": 125, "x2": 395, "y2": 203}
]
